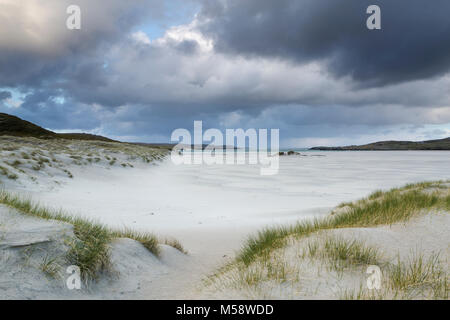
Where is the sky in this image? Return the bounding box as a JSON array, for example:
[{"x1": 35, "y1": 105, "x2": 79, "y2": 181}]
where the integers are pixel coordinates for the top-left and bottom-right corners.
[{"x1": 0, "y1": 0, "x2": 449, "y2": 147}]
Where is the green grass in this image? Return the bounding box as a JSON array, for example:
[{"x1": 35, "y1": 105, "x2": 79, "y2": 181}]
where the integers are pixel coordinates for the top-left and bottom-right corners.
[
  {"x1": 207, "y1": 181, "x2": 449, "y2": 299},
  {"x1": 40, "y1": 254, "x2": 62, "y2": 279},
  {"x1": 388, "y1": 252, "x2": 448, "y2": 299},
  {"x1": 7, "y1": 173, "x2": 18, "y2": 180},
  {"x1": 298, "y1": 236, "x2": 383, "y2": 272},
  {"x1": 63, "y1": 169, "x2": 73, "y2": 178},
  {"x1": 10, "y1": 160, "x2": 22, "y2": 167},
  {"x1": 162, "y1": 237, "x2": 189, "y2": 254},
  {"x1": 300, "y1": 236, "x2": 383, "y2": 278},
  {"x1": 0, "y1": 135, "x2": 170, "y2": 185},
  {"x1": 0, "y1": 190, "x2": 186, "y2": 281},
  {"x1": 340, "y1": 251, "x2": 448, "y2": 300},
  {"x1": 0, "y1": 165, "x2": 19, "y2": 180},
  {"x1": 322, "y1": 237, "x2": 382, "y2": 270},
  {"x1": 239, "y1": 227, "x2": 290, "y2": 265},
  {"x1": 65, "y1": 218, "x2": 113, "y2": 281},
  {"x1": 111, "y1": 228, "x2": 160, "y2": 257},
  {"x1": 237, "y1": 181, "x2": 449, "y2": 266}
]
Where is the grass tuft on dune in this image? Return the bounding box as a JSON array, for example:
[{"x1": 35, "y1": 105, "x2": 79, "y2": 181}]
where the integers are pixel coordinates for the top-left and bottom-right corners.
[
  {"x1": 238, "y1": 180, "x2": 450, "y2": 266},
  {"x1": 0, "y1": 135, "x2": 170, "y2": 186},
  {"x1": 0, "y1": 190, "x2": 186, "y2": 281},
  {"x1": 207, "y1": 180, "x2": 449, "y2": 299}
]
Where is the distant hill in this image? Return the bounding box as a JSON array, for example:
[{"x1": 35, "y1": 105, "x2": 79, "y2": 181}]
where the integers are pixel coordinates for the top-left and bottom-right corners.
[
  {"x1": 310, "y1": 138, "x2": 450, "y2": 151},
  {"x1": 0, "y1": 113, "x2": 116, "y2": 142}
]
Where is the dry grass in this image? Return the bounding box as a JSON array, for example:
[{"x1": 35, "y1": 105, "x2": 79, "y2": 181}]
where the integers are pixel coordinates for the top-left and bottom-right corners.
[
  {"x1": 0, "y1": 136, "x2": 169, "y2": 185},
  {"x1": 0, "y1": 190, "x2": 186, "y2": 282},
  {"x1": 162, "y1": 237, "x2": 189, "y2": 254},
  {"x1": 206, "y1": 181, "x2": 449, "y2": 299},
  {"x1": 238, "y1": 180, "x2": 449, "y2": 266}
]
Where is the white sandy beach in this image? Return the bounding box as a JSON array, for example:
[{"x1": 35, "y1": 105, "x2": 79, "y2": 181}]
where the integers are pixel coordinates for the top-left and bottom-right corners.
[
  {"x1": 26, "y1": 151, "x2": 450, "y2": 295},
  {"x1": 32, "y1": 151, "x2": 450, "y2": 246},
  {"x1": 2, "y1": 149, "x2": 449, "y2": 299},
  {"x1": 2, "y1": 0, "x2": 450, "y2": 303}
]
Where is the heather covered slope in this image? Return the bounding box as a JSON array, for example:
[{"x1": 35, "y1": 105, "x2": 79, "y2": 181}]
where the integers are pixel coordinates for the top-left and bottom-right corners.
[
  {"x1": 0, "y1": 113, "x2": 116, "y2": 142},
  {"x1": 0, "y1": 113, "x2": 54, "y2": 138}
]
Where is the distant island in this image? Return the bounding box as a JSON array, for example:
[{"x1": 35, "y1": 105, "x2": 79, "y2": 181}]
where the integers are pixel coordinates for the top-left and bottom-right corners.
[{"x1": 310, "y1": 137, "x2": 450, "y2": 151}]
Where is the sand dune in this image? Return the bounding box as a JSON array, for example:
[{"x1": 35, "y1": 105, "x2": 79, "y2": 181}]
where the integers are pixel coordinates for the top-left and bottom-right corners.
[{"x1": 1, "y1": 144, "x2": 449, "y2": 299}]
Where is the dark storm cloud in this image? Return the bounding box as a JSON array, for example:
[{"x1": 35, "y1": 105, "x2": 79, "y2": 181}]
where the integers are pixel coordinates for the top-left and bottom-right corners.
[
  {"x1": 199, "y1": 0, "x2": 450, "y2": 86},
  {"x1": 0, "y1": 91, "x2": 11, "y2": 101},
  {"x1": 0, "y1": 0, "x2": 449, "y2": 145},
  {"x1": 7, "y1": 89, "x2": 101, "y2": 130}
]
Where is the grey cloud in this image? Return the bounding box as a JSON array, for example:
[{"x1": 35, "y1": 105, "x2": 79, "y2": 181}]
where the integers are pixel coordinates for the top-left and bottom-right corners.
[
  {"x1": 0, "y1": 0, "x2": 161, "y2": 87},
  {"x1": 172, "y1": 39, "x2": 200, "y2": 55},
  {"x1": 0, "y1": 91, "x2": 11, "y2": 100},
  {"x1": 0, "y1": 0, "x2": 448, "y2": 146},
  {"x1": 65, "y1": 35, "x2": 450, "y2": 113},
  {"x1": 199, "y1": 0, "x2": 450, "y2": 86},
  {"x1": 2, "y1": 88, "x2": 101, "y2": 130}
]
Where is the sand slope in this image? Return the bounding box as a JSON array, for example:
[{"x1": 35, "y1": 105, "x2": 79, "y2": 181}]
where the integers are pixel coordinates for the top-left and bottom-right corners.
[
  {"x1": 0, "y1": 205, "x2": 193, "y2": 299},
  {"x1": 202, "y1": 211, "x2": 449, "y2": 300},
  {"x1": 1, "y1": 144, "x2": 449, "y2": 299}
]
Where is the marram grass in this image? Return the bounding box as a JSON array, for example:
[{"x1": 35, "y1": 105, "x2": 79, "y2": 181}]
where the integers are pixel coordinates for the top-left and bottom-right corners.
[
  {"x1": 237, "y1": 180, "x2": 449, "y2": 266},
  {"x1": 209, "y1": 181, "x2": 449, "y2": 299},
  {"x1": 0, "y1": 190, "x2": 186, "y2": 281}
]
